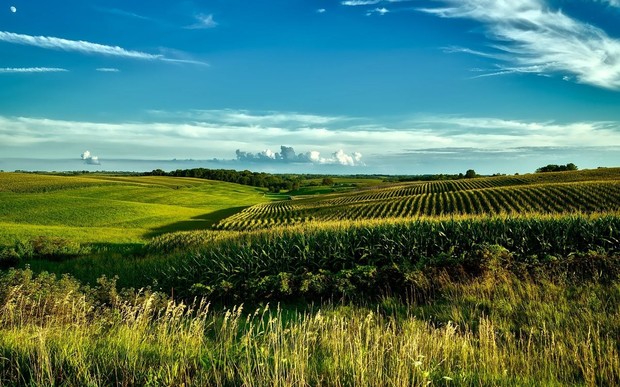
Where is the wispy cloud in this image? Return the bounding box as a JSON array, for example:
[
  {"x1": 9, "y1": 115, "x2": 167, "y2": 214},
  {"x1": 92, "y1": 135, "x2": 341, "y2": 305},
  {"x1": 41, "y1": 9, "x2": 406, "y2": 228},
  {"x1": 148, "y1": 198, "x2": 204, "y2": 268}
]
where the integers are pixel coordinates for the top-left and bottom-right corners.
[
  {"x1": 342, "y1": 0, "x2": 382, "y2": 5},
  {"x1": 0, "y1": 31, "x2": 208, "y2": 65},
  {"x1": 147, "y1": 109, "x2": 349, "y2": 127},
  {"x1": 95, "y1": 7, "x2": 155, "y2": 22},
  {"x1": 0, "y1": 67, "x2": 68, "y2": 73},
  {"x1": 317, "y1": 8, "x2": 327, "y2": 13},
  {"x1": 367, "y1": 7, "x2": 389, "y2": 16},
  {"x1": 96, "y1": 68, "x2": 120, "y2": 72},
  {"x1": 342, "y1": 0, "x2": 411, "y2": 6},
  {"x1": 185, "y1": 14, "x2": 217, "y2": 29},
  {"x1": 420, "y1": 0, "x2": 620, "y2": 90},
  {"x1": 599, "y1": 0, "x2": 620, "y2": 7},
  {"x1": 0, "y1": 31, "x2": 162, "y2": 59}
]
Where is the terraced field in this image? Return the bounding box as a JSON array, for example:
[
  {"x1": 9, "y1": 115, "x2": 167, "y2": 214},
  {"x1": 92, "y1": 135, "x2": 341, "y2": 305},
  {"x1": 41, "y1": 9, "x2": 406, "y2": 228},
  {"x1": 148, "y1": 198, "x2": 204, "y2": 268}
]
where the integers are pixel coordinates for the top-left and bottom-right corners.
[{"x1": 215, "y1": 168, "x2": 620, "y2": 230}]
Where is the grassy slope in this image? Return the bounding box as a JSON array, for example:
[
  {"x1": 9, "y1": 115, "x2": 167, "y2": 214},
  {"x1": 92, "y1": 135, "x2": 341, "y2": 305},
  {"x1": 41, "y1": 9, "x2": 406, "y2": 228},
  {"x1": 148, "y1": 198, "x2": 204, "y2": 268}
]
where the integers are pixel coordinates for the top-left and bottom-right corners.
[{"x1": 0, "y1": 173, "x2": 270, "y2": 245}]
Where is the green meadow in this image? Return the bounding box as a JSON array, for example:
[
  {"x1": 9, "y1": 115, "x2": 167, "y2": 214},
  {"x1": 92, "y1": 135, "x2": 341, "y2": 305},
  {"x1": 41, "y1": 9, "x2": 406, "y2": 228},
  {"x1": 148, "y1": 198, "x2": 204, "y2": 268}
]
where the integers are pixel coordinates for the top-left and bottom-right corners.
[
  {"x1": 1, "y1": 169, "x2": 619, "y2": 386},
  {"x1": 0, "y1": 173, "x2": 271, "y2": 244}
]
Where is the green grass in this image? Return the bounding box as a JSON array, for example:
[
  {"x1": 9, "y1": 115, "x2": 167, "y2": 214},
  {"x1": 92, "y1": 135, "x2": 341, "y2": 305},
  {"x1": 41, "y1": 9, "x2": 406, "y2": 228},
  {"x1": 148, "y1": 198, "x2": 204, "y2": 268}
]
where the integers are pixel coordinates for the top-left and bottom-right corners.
[
  {"x1": 0, "y1": 173, "x2": 271, "y2": 245},
  {"x1": 1, "y1": 267, "x2": 618, "y2": 386},
  {"x1": 2, "y1": 169, "x2": 620, "y2": 385}
]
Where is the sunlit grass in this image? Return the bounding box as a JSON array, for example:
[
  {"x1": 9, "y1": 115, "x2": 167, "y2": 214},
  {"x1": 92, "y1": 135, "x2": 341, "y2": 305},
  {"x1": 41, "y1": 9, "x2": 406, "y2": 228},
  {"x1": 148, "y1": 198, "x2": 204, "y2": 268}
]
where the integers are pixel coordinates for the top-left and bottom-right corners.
[
  {"x1": 0, "y1": 173, "x2": 271, "y2": 245},
  {"x1": 1, "y1": 268, "x2": 618, "y2": 386}
]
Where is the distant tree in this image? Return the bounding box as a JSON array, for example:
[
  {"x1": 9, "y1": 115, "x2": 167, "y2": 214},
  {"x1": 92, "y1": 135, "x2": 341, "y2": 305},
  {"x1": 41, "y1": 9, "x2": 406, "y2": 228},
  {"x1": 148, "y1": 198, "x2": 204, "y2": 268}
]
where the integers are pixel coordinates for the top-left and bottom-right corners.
[
  {"x1": 322, "y1": 177, "x2": 335, "y2": 186},
  {"x1": 566, "y1": 163, "x2": 578, "y2": 171},
  {"x1": 465, "y1": 169, "x2": 477, "y2": 179},
  {"x1": 151, "y1": 169, "x2": 166, "y2": 176},
  {"x1": 536, "y1": 163, "x2": 578, "y2": 173}
]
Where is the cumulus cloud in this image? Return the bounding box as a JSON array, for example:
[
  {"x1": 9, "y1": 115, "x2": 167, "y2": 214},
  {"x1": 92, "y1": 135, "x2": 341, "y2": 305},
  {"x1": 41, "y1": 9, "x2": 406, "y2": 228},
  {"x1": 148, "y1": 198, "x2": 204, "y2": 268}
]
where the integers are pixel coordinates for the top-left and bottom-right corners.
[
  {"x1": 81, "y1": 150, "x2": 101, "y2": 165},
  {"x1": 0, "y1": 67, "x2": 68, "y2": 73},
  {"x1": 421, "y1": 0, "x2": 620, "y2": 90},
  {"x1": 317, "y1": 8, "x2": 327, "y2": 13},
  {"x1": 185, "y1": 14, "x2": 217, "y2": 29},
  {"x1": 236, "y1": 146, "x2": 364, "y2": 166}
]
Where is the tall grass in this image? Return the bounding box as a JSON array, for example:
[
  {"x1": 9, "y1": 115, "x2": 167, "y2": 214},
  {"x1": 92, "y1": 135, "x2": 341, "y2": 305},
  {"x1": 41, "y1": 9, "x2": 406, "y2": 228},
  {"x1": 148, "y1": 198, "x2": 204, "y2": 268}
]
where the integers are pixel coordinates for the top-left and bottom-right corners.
[{"x1": 1, "y1": 267, "x2": 619, "y2": 386}]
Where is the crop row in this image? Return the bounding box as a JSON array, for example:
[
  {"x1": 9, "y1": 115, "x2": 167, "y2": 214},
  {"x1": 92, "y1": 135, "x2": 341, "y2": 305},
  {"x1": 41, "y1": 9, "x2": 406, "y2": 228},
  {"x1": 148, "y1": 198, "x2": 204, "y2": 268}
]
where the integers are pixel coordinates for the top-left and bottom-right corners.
[
  {"x1": 162, "y1": 214, "x2": 620, "y2": 302},
  {"x1": 215, "y1": 181, "x2": 620, "y2": 230}
]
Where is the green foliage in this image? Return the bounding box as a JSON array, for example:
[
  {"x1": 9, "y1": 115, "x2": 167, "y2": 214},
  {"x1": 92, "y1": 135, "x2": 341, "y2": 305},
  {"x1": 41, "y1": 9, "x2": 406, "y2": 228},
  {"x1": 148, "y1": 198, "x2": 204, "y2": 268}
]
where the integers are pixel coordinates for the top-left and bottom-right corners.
[
  {"x1": 159, "y1": 215, "x2": 620, "y2": 302},
  {"x1": 216, "y1": 168, "x2": 620, "y2": 230},
  {"x1": 0, "y1": 237, "x2": 89, "y2": 268},
  {"x1": 321, "y1": 177, "x2": 335, "y2": 186},
  {"x1": 146, "y1": 167, "x2": 304, "y2": 193},
  {"x1": 465, "y1": 169, "x2": 477, "y2": 178},
  {"x1": 1, "y1": 268, "x2": 619, "y2": 386},
  {"x1": 536, "y1": 163, "x2": 578, "y2": 173}
]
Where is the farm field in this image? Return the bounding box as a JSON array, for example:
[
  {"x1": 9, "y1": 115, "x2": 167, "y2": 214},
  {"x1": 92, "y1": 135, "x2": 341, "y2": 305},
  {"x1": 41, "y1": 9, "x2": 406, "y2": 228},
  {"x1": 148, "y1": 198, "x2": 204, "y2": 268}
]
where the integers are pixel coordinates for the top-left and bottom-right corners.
[
  {"x1": 1, "y1": 168, "x2": 619, "y2": 386},
  {"x1": 216, "y1": 168, "x2": 620, "y2": 230},
  {"x1": 0, "y1": 172, "x2": 271, "y2": 244}
]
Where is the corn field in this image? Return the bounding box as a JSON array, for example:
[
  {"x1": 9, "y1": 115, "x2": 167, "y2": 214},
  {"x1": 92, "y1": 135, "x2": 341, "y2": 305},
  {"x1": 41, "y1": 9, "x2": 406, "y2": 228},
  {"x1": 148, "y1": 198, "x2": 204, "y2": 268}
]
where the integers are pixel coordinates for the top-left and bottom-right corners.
[{"x1": 215, "y1": 178, "x2": 620, "y2": 230}]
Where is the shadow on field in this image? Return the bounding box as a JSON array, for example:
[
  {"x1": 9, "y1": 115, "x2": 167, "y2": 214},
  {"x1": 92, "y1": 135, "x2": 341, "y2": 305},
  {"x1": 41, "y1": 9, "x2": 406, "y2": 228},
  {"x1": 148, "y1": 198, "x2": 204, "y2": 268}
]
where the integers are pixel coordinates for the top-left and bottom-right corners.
[{"x1": 144, "y1": 206, "x2": 249, "y2": 238}]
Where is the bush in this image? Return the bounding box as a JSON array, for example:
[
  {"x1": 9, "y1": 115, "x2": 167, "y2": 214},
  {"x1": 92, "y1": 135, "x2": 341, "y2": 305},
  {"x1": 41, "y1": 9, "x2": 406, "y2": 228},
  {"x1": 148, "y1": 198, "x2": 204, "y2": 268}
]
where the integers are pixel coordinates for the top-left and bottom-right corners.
[
  {"x1": 0, "y1": 237, "x2": 90, "y2": 265},
  {"x1": 0, "y1": 247, "x2": 20, "y2": 268}
]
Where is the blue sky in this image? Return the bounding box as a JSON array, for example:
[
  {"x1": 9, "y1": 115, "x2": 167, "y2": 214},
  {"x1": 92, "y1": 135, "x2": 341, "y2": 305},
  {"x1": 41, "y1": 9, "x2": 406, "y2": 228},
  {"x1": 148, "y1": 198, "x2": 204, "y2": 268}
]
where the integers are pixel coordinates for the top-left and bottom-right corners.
[{"x1": 1, "y1": 0, "x2": 620, "y2": 174}]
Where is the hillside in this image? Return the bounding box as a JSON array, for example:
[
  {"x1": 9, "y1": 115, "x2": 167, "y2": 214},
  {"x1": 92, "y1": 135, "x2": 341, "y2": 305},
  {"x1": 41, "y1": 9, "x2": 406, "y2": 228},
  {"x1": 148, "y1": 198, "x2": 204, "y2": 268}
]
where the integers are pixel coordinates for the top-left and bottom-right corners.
[
  {"x1": 0, "y1": 173, "x2": 271, "y2": 244},
  {"x1": 215, "y1": 168, "x2": 620, "y2": 230}
]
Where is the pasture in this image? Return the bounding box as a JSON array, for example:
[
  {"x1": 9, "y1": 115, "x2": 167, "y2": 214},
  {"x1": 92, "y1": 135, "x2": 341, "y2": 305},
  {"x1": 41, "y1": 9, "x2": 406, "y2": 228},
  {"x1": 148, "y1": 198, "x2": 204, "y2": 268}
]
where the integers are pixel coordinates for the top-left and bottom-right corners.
[{"x1": 0, "y1": 172, "x2": 270, "y2": 244}]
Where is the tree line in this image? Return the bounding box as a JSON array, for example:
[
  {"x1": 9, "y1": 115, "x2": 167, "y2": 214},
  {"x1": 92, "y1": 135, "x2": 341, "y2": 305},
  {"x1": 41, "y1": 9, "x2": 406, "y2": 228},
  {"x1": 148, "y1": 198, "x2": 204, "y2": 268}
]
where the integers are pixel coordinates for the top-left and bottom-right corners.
[
  {"x1": 145, "y1": 168, "x2": 302, "y2": 193},
  {"x1": 536, "y1": 163, "x2": 578, "y2": 173}
]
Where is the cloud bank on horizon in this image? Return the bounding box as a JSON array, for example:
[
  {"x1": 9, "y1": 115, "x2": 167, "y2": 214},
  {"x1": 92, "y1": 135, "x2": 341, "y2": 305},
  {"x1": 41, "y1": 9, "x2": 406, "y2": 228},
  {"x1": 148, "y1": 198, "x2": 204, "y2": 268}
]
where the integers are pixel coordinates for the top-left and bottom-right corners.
[{"x1": 235, "y1": 146, "x2": 364, "y2": 166}]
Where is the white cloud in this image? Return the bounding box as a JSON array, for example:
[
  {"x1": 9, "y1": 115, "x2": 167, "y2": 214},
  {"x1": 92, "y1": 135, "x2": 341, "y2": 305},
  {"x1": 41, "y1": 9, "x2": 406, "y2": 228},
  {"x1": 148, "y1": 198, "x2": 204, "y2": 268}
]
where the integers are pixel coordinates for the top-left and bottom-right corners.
[
  {"x1": 97, "y1": 7, "x2": 155, "y2": 22},
  {"x1": 96, "y1": 68, "x2": 120, "y2": 72},
  {"x1": 186, "y1": 14, "x2": 217, "y2": 29},
  {"x1": 1, "y1": 112, "x2": 619, "y2": 163},
  {"x1": 317, "y1": 8, "x2": 327, "y2": 13},
  {"x1": 10, "y1": 6, "x2": 16, "y2": 13},
  {"x1": 342, "y1": 0, "x2": 412, "y2": 5},
  {"x1": 599, "y1": 0, "x2": 620, "y2": 7},
  {"x1": 421, "y1": 0, "x2": 620, "y2": 90},
  {"x1": 342, "y1": 0, "x2": 382, "y2": 5},
  {"x1": 0, "y1": 67, "x2": 68, "y2": 73},
  {"x1": 367, "y1": 7, "x2": 389, "y2": 16},
  {"x1": 81, "y1": 150, "x2": 100, "y2": 165},
  {"x1": 148, "y1": 109, "x2": 348, "y2": 127},
  {"x1": 236, "y1": 146, "x2": 364, "y2": 166},
  {"x1": 0, "y1": 31, "x2": 161, "y2": 59}
]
